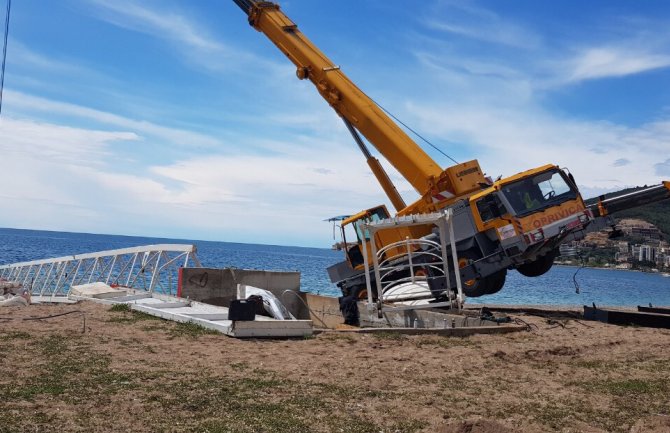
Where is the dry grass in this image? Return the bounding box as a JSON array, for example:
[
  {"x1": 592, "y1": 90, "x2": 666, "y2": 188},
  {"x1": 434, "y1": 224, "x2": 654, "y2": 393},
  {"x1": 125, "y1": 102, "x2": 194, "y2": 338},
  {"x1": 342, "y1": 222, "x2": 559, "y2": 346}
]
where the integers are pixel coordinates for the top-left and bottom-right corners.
[{"x1": 0, "y1": 303, "x2": 669, "y2": 432}]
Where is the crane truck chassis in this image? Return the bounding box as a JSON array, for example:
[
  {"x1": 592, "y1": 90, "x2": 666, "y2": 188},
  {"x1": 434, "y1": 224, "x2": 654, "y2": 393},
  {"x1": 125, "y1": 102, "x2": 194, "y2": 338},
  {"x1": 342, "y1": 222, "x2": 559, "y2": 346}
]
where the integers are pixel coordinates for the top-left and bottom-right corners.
[{"x1": 232, "y1": 1, "x2": 670, "y2": 314}]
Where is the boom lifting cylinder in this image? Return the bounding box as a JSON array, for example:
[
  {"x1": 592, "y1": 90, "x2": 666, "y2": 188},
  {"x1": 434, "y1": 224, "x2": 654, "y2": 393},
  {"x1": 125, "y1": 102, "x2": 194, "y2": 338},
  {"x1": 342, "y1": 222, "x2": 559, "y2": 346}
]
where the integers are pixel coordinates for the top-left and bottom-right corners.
[{"x1": 342, "y1": 119, "x2": 407, "y2": 212}]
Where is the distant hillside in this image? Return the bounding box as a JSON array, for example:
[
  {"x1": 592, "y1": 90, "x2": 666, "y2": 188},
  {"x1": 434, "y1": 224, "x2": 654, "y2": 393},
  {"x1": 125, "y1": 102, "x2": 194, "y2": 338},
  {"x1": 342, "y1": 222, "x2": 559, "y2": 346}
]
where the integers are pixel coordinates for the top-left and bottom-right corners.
[
  {"x1": 584, "y1": 186, "x2": 670, "y2": 238},
  {"x1": 615, "y1": 201, "x2": 670, "y2": 238}
]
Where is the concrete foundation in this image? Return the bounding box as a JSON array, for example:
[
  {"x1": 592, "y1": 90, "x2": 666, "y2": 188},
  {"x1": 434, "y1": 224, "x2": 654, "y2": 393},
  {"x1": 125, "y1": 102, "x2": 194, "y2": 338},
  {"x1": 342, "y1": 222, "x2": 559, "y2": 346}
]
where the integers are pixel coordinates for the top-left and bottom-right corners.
[
  {"x1": 179, "y1": 268, "x2": 308, "y2": 319},
  {"x1": 179, "y1": 268, "x2": 525, "y2": 336},
  {"x1": 303, "y1": 293, "x2": 522, "y2": 335}
]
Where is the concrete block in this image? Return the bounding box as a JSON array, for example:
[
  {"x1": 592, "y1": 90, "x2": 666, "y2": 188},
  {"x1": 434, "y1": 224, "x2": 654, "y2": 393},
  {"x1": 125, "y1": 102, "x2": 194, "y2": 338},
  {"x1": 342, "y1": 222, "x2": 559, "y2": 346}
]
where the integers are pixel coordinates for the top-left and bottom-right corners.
[
  {"x1": 304, "y1": 293, "x2": 344, "y2": 329},
  {"x1": 179, "y1": 268, "x2": 308, "y2": 319}
]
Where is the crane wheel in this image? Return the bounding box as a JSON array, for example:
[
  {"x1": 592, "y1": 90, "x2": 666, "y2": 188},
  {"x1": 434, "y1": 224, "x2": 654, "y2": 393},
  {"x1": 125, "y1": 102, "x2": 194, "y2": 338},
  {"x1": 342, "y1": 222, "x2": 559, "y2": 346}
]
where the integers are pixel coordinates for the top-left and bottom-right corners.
[
  {"x1": 457, "y1": 250, "x2": 507, "y2": 297},
  {"x1": 459, "y1": 269, "x2": 507, "y2": 297},
  {"x1": 483, "y1": 270, "x2": 507, "y2": 295},
  {"x1": 517, "y1": 249, "x2": 558, "y2": 277},
  {"x1": 354, "y1": 286, "x2": 368, "y2": 300},
  {"x1": 351, "y1": 284, "x2": 378, "y2": 301}
]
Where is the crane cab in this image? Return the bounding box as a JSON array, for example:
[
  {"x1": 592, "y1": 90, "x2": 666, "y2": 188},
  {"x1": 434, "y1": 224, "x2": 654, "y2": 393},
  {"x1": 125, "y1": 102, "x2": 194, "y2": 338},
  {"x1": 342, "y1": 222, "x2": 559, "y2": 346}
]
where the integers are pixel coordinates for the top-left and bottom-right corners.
[{"x1": 339, "y1": 205, "x2": 390, "y2": 269}]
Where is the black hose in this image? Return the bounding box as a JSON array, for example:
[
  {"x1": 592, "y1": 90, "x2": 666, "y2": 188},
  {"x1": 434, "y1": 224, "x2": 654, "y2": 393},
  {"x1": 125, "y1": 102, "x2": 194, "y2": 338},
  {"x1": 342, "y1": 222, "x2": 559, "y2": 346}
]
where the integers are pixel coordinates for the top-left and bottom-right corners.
[{"x1": 21, "y1": 310, "x2": 86, "y2": 321}]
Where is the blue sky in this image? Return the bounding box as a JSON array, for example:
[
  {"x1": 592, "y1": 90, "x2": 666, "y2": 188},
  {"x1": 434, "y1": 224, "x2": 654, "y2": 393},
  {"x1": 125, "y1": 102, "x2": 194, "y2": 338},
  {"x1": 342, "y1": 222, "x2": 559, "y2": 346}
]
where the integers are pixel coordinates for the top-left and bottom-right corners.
[{"x1": 1, "y1": 0, "x2": 669, "y2": 247}]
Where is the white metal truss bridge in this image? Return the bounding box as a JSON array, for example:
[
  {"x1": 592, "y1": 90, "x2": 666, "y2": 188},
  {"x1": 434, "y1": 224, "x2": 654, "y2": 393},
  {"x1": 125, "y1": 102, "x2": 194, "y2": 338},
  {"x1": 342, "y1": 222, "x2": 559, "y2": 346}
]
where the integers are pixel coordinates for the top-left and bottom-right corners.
[{"x1": 0, "y1": 244, "x2": 202, "y2": 298}]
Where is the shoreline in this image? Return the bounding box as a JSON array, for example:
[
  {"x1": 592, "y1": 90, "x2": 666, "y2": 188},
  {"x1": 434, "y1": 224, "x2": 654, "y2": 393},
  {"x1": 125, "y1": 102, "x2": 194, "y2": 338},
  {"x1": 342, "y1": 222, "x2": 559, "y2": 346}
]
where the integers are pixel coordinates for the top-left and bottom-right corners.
[{"x1": 554, "y1": 262, "x2": 669, "y2": 275}]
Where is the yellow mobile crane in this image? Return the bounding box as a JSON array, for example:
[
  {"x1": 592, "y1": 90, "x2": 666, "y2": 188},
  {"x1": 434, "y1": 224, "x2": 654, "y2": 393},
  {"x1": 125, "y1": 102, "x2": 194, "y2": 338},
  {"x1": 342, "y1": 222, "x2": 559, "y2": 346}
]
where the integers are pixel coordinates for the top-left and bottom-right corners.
[{"x1": 233, "y1": 1, "x2": 670, "y2": 305}]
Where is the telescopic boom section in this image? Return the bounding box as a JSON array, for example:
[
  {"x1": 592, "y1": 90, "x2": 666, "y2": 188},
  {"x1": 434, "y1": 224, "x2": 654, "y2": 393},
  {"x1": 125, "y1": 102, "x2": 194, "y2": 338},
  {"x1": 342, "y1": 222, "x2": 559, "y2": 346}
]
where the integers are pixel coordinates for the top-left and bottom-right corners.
[{"x1": 235, "y1": 1, "x2": 444, "y2": 194}]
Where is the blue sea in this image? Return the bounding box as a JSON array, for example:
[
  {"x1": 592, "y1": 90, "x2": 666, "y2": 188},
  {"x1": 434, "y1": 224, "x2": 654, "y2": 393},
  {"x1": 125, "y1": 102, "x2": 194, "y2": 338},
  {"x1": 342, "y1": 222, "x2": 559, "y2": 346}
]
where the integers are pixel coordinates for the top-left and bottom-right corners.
[{"x1": 1, "y1": 227, "x2": 669, "y2": 307}]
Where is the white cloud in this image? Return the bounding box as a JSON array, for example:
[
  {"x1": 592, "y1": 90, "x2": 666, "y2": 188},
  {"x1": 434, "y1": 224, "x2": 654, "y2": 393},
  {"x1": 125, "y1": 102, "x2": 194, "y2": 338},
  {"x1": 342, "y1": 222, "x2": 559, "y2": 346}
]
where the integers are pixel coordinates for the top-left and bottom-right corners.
[
  {"x1": 5, "y1": 90, "x2": 222, "y2": 149},
  {"x1": 8, "y1": 41, "x2": 98, "y2": 76},
  {"x1": 407, "y1": 102, "x2": 670, "y2": 192},
  {"x1": 147, "y1": 151, "x2": 399, "y2": 208},
  {"x1": 0, "y1": 103, "x2": 404, "y2": 246},
  {"x1": 425, "y1": 1, "x2": 541, "y2": 49},
  {"x1": 402, "y1": 5, "x2": 669, "y2": 196},
  {"x1": 83, "y1": 0, "x2": 278, "y2": 75},
  {"x1": 0, "y1": 117, "x2": 137, "y2": 165},
  {"x1": 86, "y1": 0, "x2": 222, "y2": 51},
  {"x1": 566, "y1": 47, "x2": 670, "y2": 82},
  {"x1": 0, "y1": 118, "x2": 137, "y2": 231}
]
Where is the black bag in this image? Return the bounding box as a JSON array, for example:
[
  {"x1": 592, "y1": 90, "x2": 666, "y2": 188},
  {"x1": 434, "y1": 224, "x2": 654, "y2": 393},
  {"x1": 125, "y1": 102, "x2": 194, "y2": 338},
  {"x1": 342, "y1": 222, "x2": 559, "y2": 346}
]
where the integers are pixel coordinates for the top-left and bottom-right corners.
[{"x1": 228, "y1": 299, "x2": 256, "y2": 321}]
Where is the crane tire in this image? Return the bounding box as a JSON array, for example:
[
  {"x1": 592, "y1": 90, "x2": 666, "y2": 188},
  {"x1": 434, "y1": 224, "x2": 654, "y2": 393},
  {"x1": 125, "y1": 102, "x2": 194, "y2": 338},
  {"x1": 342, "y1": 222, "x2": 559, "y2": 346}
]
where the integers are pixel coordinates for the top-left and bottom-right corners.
[
  {"x1": 458, "y1": 249, "x2": 507, "y2": 297},
  {"x1": 517, "y1": 249, "x2": 558, "y2": 277},
  {"x1": 461, "y1": 269, "x2": 507, "y2": 297}
]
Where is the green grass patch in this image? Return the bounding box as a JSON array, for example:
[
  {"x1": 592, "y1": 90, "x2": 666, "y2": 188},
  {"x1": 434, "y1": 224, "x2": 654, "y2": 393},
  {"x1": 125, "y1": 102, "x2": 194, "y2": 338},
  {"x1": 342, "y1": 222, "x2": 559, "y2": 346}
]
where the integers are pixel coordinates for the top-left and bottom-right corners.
[
  {"x1": 230, "y1": 361, "x2": 250, "y2": 371},
  {"x1": 641, "y1": 359, "x2": 670, "y2": 373},
  {"x1": 108, "y1": 303, "x2": 131, "y2": 312},
  {"x1": 141, "y1": 323, "x2": 166, "y2": 332},
  {"x1": 372, "y1": 331, "x2": 406, "y2": 341},
  {"x1": 169, "y1": 321, "x2": 220, "y2": 339},
  {"x1": 137, "y1": 368, "x2": 417, "y2": 433},
  {"x1": 572, "y1": 359, "x2": 620, "y2": 371},
  {"x1": 0, "y1": 334, "x2": 136, "y2": 402},
  {"x1": 0, "y1": 331, "x2": 32, "y2": 341},
  {"x1": 594, "y1": 378, "x2": 669, "y2": 396},
  {"x1": 106, "y1": 309, "x2": 164, "y2": 324}
]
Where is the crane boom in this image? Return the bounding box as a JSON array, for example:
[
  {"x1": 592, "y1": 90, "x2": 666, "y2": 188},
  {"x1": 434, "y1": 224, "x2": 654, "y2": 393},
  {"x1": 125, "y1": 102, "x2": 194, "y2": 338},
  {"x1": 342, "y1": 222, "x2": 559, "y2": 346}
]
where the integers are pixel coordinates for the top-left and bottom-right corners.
[{"x1": 234, "y1": 1, "x2": 444, "y2": 195}]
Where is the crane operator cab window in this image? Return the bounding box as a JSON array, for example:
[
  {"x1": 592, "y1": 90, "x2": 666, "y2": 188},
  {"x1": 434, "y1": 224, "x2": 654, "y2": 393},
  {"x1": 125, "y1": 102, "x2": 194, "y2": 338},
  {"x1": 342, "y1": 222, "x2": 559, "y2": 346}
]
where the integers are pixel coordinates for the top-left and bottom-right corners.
[
  {"x1": 501, "y1": 170, "x2": 577, "y2": 217},
  {"x1": 341, "y1": 206, "x2": 390, "y2": 268},
  {"x1": 476, "y1": 193, "x2": 509, "y2": 222}
]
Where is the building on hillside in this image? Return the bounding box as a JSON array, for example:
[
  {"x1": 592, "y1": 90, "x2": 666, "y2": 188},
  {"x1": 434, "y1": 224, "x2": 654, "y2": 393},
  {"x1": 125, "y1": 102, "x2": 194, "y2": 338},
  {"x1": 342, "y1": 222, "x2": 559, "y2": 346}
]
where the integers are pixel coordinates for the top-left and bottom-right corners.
[
  {"x1": 615, "y1": 252, "x2": 630, "y2": 263},
  {"x1": 616, "y1": 241, "x2": 629, "y2": 254},
  {"x1": 619, "y1": 219, "x2": 662, "y2": 241},
  {"x1": 632, "y1": 244, "x2": 657, "y2": 262},
  {"x1": 559, "y1": 243, "x2": 581, "y2": 257}
]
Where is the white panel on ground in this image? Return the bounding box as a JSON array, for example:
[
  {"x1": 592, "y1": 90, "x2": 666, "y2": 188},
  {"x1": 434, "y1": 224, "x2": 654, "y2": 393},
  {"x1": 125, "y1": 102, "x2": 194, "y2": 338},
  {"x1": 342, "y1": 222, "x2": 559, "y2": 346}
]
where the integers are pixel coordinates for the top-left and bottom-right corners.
[{"x1": 72, "y1": 287, "x2": 313, "y2": 339}]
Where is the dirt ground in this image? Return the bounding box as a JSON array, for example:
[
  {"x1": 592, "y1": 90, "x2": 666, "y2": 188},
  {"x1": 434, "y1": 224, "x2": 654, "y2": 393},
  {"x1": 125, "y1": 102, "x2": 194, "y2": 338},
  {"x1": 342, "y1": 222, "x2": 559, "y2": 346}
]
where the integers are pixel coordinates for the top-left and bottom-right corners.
[{"x1": 1, "y1": 301, "x2": 669, "y2": 433}]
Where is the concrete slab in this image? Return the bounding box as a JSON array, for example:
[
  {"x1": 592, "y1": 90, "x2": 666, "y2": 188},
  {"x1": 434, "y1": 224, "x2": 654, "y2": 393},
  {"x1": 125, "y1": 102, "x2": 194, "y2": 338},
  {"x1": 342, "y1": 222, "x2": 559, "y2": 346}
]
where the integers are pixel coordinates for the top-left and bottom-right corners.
[
  {"x1": 72, "y1": 286, "x2": 313, "y2": 338},
  {"x1": 30, "y1": 296, "x2": 78, "y2": 304}
]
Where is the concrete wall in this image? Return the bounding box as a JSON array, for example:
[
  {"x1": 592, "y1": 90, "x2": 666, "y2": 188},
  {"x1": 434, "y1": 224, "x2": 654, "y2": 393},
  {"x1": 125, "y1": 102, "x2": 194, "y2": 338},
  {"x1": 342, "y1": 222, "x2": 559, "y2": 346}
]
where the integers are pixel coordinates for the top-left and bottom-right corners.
[
  {"x1": 304, "y1": 293, "x2": 346, "y2": 329},
  {"x1": 179, "y1": 268, "x2": 309, "y2": 319}
]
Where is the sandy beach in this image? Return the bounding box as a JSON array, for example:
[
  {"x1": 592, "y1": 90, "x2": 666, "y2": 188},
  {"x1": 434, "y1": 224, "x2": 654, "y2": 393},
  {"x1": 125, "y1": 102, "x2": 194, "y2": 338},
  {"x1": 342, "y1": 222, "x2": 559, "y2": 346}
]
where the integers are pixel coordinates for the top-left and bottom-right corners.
[{"x1": 1, "y1": 301, "x2": 669, "y2": 433}]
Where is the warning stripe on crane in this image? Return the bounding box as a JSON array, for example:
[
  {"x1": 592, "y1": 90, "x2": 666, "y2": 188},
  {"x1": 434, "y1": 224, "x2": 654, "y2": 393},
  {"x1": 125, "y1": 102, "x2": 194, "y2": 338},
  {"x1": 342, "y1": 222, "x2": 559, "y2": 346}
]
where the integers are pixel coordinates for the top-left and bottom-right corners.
[{"x1": 431, "y1": 190, "x2": 455, "y2": 203}]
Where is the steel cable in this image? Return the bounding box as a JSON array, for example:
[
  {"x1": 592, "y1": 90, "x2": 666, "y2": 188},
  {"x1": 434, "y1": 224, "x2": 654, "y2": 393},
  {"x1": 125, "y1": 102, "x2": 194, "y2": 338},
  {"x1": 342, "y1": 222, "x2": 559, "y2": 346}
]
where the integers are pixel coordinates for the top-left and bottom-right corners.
[
  {"x1": 370, "y1": 96, "x2": 460, "y2": 165},
  {"x1": 0, "y1": 0, "x2": 10, "y2": 116}
]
